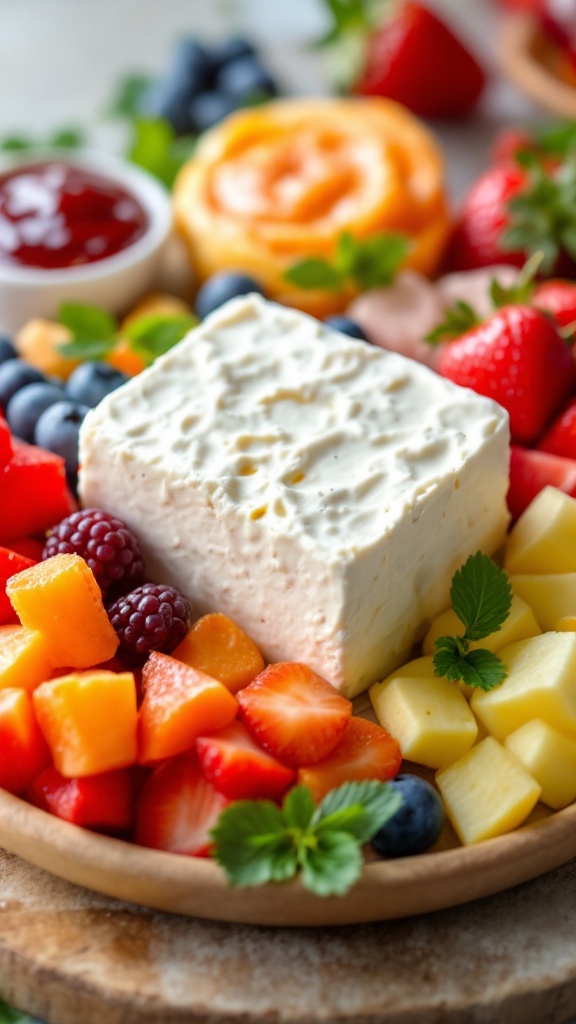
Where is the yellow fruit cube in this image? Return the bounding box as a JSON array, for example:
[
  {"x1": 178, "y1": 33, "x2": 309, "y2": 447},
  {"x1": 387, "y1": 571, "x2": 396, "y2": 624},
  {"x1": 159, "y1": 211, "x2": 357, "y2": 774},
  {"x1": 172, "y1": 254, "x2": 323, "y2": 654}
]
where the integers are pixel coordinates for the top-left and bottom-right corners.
[
  {"x1": 509, "y1": 574, "x2": 576, "y2": 632},
  {"x1": 505, "y1": 719, "x2": 576, "y2": 810},
  {"x1": 436, "y1": 736, "x2": 541, "y2": 845},
  {"x1": 369, "y1": 674, "x2": 477, "y2": 769},
  {"x1": 379, "y1": 655, "x2": 436, "y2": 681},
  {"x1": 471, "y1": 632, "x2": 576, "y2": 742},
  {"x1": 558, "y1": 616, "x2": 576, "y2": 631},
  {"x1": 423, "y1": 594, "x2": 541, "y2": 656},
  {"x1": 505, "y1": 486, "x2": 576, "y2": 575}
]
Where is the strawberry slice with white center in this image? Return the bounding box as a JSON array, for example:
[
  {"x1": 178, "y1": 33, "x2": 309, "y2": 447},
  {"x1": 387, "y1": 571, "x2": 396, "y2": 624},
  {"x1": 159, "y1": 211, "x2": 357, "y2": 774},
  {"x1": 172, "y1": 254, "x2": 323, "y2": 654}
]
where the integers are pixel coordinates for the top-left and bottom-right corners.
[
  {"x1": 135, "y1": 752, "x2": 229, "y2": 857},
  {"x1": 237, "y1": 662, "x2": 352, "y2": 768},
  {"x1": 196, "y1": 720, "x2": 296, "y2": 800},
  {"x1": 298, "y1": 717, "x2": 402, "y2": 803}
]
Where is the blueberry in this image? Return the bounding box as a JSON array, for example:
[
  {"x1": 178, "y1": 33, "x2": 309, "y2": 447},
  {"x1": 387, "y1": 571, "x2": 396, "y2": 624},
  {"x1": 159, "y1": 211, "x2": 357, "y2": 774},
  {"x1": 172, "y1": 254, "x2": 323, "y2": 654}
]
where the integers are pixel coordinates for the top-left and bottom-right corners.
[
  {"x1": 371, "y1": 774, "x2": 445, "y2": 858},
  {"x1": 0, "y1": 359, "x2": 46, "y2": 410},
  {"x1": 211, "y1": 37, "x2": 257, "y2": 70},
  {"x1": 0, "y1": 337, "x2": 17, "y2": 364},
  {"x1": 140, "y1": 77, "x2": 194, "y2": 136},
  {"x1": 65, "y1": 362, "x2": 129, "y2": 408},
  {"x1": 216, "y1": 57, "x2": 277, "y2": 102},
  {"x1": 170, "y1": 38, "x2": 215, "y2": 95},
  {"x1": 6, "y1": 381, "x2": 65, "y2": 443},
  {"x1": 34, "y1": 400, "x2": 90, "y2": 488},
  {"x1": 195, "y1": 271, "x2": 266, "y2": 320},
  {"x1": 324, "y1": 315, "x2": 368, "y2": 342},
  {"x1": 189, "y1": 91, "x2": 238, "y2": 134}
]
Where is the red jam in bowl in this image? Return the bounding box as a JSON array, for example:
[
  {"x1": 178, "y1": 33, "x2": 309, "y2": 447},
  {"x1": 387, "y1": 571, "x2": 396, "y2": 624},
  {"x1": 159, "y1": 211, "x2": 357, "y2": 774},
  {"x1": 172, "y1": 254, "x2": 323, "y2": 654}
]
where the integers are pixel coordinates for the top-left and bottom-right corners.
[{"x1": 0, "y1": 161, "x2": 149, "y2": 270}]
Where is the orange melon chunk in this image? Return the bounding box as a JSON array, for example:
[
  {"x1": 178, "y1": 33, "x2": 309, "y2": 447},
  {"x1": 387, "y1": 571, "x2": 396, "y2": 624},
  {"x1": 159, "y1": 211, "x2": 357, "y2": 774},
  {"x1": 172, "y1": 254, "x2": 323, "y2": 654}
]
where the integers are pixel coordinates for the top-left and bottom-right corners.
[
  {"x1": 0, "y1": 688, "x2": 50, "y2": 794},
  {"x1": 172, "y1": 613, "x2": 265, "y2": 694},
  {"x1": 139, "y1": 651, "x2": 238, "y2": 764},
  {"x1": 0, "y1": 625, "x2": 52, "y2": 692},
  {"x1": 33, "y1": 670, "x2": 138, "y2": 777},
  {"x1": 7, "y1": 554, "x2": 119, "y2": 668}
]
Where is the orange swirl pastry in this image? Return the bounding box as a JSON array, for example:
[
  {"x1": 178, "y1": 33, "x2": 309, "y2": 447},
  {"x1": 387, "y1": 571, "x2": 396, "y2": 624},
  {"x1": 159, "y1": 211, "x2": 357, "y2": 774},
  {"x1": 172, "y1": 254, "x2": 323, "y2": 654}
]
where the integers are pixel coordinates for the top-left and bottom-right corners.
[{"x1": 173, "y1": 97, "x2": 451, "y2": 317}]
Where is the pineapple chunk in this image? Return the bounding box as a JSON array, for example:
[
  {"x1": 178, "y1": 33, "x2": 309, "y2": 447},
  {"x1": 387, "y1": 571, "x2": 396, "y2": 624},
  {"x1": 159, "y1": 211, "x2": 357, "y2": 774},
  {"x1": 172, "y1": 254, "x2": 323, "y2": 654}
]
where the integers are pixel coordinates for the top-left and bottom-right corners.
[
  {"x1": 423, "y1": 594, "x2": 541, "y2": 656},
  {"x1": 509, "y1": 574, "x2": 576, "y2": 631},
  {"x1": 436, "y1": 736, "x2": 541, "y2": 845},
  {"x1": 505, "y1": 486, "x2": 576, "y2": 575},
  {"x1": 505, "y1": 719, "x2": 576, "y2": 810},
  {"x1": 471, "y1": 632, "x2": 576, "y2": 742},
  {"x1": 558, "y1": 616, "x2": 576, "y2": 631},
  {"x1": 369, "y1": 674, "x2": 477, "y2": 769}
]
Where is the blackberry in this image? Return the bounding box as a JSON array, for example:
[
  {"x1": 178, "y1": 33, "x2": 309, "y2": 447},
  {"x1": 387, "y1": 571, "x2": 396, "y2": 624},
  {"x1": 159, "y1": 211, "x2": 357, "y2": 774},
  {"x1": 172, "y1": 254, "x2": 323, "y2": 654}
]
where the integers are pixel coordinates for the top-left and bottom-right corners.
[
  {"x1": 43, "y1": 508, "x2": 144, "y2": 594},
  {"x1": 108, "y1": 582, "x2": 193, "y2": 664}
]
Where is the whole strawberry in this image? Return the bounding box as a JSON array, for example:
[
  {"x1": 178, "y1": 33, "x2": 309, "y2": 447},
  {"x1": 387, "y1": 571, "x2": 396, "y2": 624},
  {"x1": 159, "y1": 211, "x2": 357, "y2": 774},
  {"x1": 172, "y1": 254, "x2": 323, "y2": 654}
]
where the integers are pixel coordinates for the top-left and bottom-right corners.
[{"x1": 437, "y1": 304, "x2": 576, "y2": 445}]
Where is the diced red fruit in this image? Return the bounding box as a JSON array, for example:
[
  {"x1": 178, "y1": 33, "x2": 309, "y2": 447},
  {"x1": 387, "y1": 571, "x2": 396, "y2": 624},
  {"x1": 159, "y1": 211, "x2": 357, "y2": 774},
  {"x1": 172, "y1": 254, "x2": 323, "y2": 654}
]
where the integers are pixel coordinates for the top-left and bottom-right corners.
[
  {"x1": 138, "y1": 651, "x2": 238, "y2": 764},
  {"x1": 196, "y1": 720, "x2": 296, "y2": 800},
  {"x1": 237, "y1": 662, "x2": 352, "y2": 768},
  {"x1": 538, "y1": 398, "x2": 576, "y2": 460},
  {"x1": 507, "y1": 444, "x2": 576, "y2": 520},
  {"x1": 533, "y1": 279, "x2": 576, "y2": 329},
  {"x1": 437, "y1": 305, "x2": 576, "y2": 445},
  {"x1": 136, "y1": 752, "x2": 229, "y2": 856},
  {"x1": 0, "y1": 441, "x2": 76, "y2": 543},
  {"x1": 0, "y1": 688, "x2": 50, "y2": 795},
  {"x1": 355, "y1": 1, "x2": 485, "y2": 118},
  {"x1": 6, "y1": 538, "x2": 45, "y2": 562},
  {"x1": 0, "y1": 416, "x2": 13, "y2": 470},
  {"x1": 297, "y1": 717, "x2": 402, "y2": 803},
  {"x1": 27, "y1": 765, "x2": 137, "y2": 831},
  {"x1": 0, "y1": 547, "x2": 36, "y2": 624}
]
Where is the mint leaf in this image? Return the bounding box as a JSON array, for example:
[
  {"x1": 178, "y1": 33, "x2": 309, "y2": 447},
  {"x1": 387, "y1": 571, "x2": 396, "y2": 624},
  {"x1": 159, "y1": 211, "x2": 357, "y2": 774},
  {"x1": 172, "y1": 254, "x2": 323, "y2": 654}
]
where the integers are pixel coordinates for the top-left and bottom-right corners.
[
  {"x1": 211, "y1": 800, "x2": 297, "y2": 887},
  {"x1": 0, "y1": 999, "x2": 41, "y2": 1023},
  {"x1": 314, "y1": 779, "x2": 402, "y2": 843},
  {"x1": 128, "y1": 117, "x2": 194, "y2": 189},
  {"x1": 284, "y1": 258, "x2": 343, "y2": 291},
  {"x1": 283, "y1": 785, "x2": 316, "y2": 830},
  {"x1": 57, "y1": 338, "x2": 117, "y2": 361},
  {"x1": 49, "y1": 126, "x2": 85, "y2": 149},
  {"x1": 107, "y1": 74, "x2": 153, "y2": 118},
  {"x1": 300, "y1": 830, "x2": 362, "y2": 897},
  {"x1": 0, "y1": 135, "x2": 33, "y2": 152},
  {"x1": 425, "y1": 301, "x2": 480, "y2": 344},
  {"x1": 58, "y1": 302, "x2": 117, "y2": 342},
  {"x1": 464, "y1": 649, "x2": 508, "y2": 691},
  {"x1": 451, "y1": 551, "x2": 512, "y2": 641},
  {"x1": 334, "y1": 231, "x2": 358, "y2": 275},
  {"x1": 433, "y1": 635, "x2": 469, "y2": 682},
  {"x1": 125, "y1": 313, "x2": 197, "y2": 364},
  {"x1": 349, "y1": 233, "x2": 410, "y2": 290}
]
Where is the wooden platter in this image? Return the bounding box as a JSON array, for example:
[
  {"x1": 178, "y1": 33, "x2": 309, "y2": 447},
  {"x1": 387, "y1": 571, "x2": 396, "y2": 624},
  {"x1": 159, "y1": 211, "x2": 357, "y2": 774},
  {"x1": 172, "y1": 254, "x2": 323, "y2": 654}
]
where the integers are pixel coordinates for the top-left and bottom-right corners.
[
  {"x1": 0, "y1": 784, "x2": 575, "y2": 927},
  {"x1": 500, "y1": 12, "x2": 576, "y2": 117}
]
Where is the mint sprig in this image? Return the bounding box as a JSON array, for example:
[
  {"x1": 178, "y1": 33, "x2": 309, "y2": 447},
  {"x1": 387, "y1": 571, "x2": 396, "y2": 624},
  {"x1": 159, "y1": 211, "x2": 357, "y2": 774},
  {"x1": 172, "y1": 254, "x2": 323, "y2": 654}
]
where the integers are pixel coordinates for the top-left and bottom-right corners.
[
  {"x1": 211, "y1": 780, "x2": 402, "y2": 897},
  {"x1": 433, "y1": 552, "x2": 512, "y2": 691},
  {"x1": 285, "y1": 231, "x2": 410, "y2": 294},
  {"x1": 56, "y1": 301, "x2": 196, "y2": 366},
  {"x1": 124, "y1": 312, "x2": 198, "y2": 365}
]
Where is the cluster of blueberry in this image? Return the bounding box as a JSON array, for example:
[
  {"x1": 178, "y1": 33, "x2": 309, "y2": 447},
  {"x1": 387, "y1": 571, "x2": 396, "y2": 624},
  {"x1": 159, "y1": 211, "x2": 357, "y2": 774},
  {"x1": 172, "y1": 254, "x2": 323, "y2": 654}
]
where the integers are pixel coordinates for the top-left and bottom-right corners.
[
  {"x1": 141, "y1": 36, "x2": 279, "y2": 137},
  {"x1": 0, "y1": 339, "x2": 127, "y2": 491}
]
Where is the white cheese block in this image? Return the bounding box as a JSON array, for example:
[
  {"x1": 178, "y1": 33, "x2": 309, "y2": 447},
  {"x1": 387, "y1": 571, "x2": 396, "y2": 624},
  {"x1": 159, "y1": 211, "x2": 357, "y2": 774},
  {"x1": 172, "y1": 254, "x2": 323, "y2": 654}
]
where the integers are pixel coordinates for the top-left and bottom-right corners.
[{"x1": 79, "y1": 295, "x2": 510, "y2": 697}]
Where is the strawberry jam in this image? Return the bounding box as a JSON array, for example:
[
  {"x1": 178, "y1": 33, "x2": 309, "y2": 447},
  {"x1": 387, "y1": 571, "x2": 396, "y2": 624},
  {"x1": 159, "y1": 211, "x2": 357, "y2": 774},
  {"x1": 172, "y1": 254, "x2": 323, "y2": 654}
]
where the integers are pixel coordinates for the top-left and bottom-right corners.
[{"x1": 0, "y1": 161, "x2": 148, "y2": 270}]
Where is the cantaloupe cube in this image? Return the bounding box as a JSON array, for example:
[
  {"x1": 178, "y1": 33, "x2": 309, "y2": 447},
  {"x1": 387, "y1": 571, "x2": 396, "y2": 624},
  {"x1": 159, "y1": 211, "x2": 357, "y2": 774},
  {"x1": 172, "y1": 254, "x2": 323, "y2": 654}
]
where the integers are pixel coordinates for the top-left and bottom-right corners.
[
  {"x1": 423, "y1": 594, "x2": 541, "y2": 656},
  {"x1": 505, "y1": 486, "x2": 576, "y2": 575},
  {"x1": 436, "y1": 736, "x2": 541, "y2": 844},
  {"x1": 0, "y1": 625, "x2": 52, "y2": 692},
  {"x1": 369, "y1": 674, "x2": 477, "y2": 769},
  {"x1": 33, "y1": 670, "x2": 137, "y2": 777},
  {"x1": 505, "y1": 719, "x2": 576, "y2": 810},
  {"x1": 171, "y1": 613, "x2": 265, "y2": 694},
  {"x1": 7, "y1": 554, "x2": 118, "y2": 668},
  {"x1": 471, "y1": 632, "x2": 576, "y2": 741},
  {"x1": 509, "y1": 574, "x2": 576, "y2": 632}
]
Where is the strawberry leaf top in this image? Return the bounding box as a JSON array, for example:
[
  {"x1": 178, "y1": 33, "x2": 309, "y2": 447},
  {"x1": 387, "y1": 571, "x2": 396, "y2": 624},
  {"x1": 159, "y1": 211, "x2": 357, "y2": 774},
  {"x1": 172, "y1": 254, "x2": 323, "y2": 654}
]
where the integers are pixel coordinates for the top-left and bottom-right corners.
[
  {"x1": 502, "y1": 152, "x2": 576, "y2": 273},
  {"x1": 425, "y1": 300, "x2": 480, "y2": 345}
]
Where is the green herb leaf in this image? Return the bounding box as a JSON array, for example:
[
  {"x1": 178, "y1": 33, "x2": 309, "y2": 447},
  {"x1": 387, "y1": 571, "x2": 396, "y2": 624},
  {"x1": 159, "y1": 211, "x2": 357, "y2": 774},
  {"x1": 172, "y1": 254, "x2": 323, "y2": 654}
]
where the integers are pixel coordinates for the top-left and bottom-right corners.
[
  {"x1": 284, "y1": 258, "x2": 344, "y2": 291},
  {"x1": 56, "y1": 338, "x2": 117, "y2": 361},
  {"x1": 314, "y1": 779, "x2": 402, "y2": 843},
  {"x1": 58, "y1": 302, "x2": 117, "y2": 342},
  {"x1": 125, "y1": 313, "x2": 198, "y2": 364},
  {"x1": 0, "y1": 998, "x2": 42, "y2": 1023},
  {"x1": 463, "y1": 649, "x2": 508, "y2": 691},
  {"x1": 502, "y1": 152, "x2": 576, "y2": 273},
  {"x1": 107, "y1": 74, "x2": 154, "y2": 118},
  {"x1": 128, "y1": 117, "x2": 194, "y2": 189},
  {"x1": 283, "y1": 785, "x2": 316, "y2": 830},
  {"x1": 450, "y1": 551, "x2": 512, "y2": 642},
  {"x1": 300, "y1": 831, "x2": 363, "y2": 896},
  {"x1": 0, "y1": 135, "x2": 33, "y2": 152},
  {"x1": 49, "y1": 126, "x2": 85, "y2": 149},
  {"x1": 425, "y1": 301, "x2": 480, "y2": 345},
  {"x1": 349, "y1": 233, "x2": 411, "y2": 290},
  {"x1": 433, "y1": 635, "x2": 469, "y2": 683},
  {"x1": 534, "y1": 120, "x2": 576, "y2": 157},
  {"x1": 211, "y1": 800, "x2": 298, "y2": 887}
]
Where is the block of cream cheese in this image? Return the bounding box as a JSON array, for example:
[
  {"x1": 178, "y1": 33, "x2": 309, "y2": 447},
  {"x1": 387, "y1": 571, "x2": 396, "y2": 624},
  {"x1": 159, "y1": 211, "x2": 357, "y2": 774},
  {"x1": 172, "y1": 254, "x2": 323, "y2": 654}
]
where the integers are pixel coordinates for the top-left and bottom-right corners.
[{"x1": 79, "y1": 295, "x2": 510, "y2": 697}]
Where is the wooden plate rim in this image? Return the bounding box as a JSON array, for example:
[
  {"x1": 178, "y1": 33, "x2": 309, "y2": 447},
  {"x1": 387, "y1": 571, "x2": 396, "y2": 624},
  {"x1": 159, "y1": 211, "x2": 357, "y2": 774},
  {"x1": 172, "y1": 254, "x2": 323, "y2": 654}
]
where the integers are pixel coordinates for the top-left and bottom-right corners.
[
  {"x1": 500, "y1": 13, "x2": 576, "y2": 117},
  {"x1": 0, "y1": 787, "x2": 575, "y2": 926}
]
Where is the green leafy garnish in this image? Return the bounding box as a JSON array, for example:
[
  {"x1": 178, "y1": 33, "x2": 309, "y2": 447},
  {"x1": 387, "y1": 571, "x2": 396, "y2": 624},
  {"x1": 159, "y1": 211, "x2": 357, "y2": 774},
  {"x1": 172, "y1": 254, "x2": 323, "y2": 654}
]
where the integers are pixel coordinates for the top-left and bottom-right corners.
[
  {"x1": 211, "y1": 780, "x2": 402, "y2": 897},
  {"x1": 285, "y1": 231, "x2": 410, "y2": 294},
  {"x1": 425, "y1": 300, "x2": 481, "y2": 345},
  {"x1": 502, "y1": 150, "x2": 576, "y2": 274},
  {"x1": 0, "y1": 998, "x2": 41, "y2": 1023},
  {"x1": 433, "y1": 552, "x2": 512, "y2": 691},
  {"x1": 125, "y1": 312, "x2": 198, "y2": 365},
  {"x1": 56, "y1": 302, "x2": 195, "y2": 366},
  {"x1": 107, "y1": 74, "x2": 154, "y2": 118},
  {"x1": 0, "y1": 127, "x2": 85, "y2": 153},
  {"x1": 127, "y1": 117, "x2": 196, "y2": 189}
]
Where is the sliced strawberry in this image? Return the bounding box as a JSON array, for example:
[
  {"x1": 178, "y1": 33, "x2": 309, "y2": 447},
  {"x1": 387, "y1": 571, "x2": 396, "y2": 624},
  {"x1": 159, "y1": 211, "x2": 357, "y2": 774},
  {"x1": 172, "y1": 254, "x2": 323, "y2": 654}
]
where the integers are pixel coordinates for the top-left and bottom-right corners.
[
  {"x1": 538, "y1": 398, "x2": 576, "y2": 459},
  {"x1": 438, "y1": 305, "x2": 576, "y2": 445},
  {"x1": 355, "y1": 2, "x2": 485, "y2": 118},
  {"x1": 135, "y1": 752, "x2": 229, "y2": 857},
  {"x1": 298, "y1": 718, "x2": 402, "y2": 804},
  {"x1": 196, "y1": 720, "x2": 296, "y2": 801},
  {"x1": 533, "y1": 279, "x2": 576, "y2": 329},
  {"x1": 508, "y1": 444, "x2": 576, "y2": 520},
  {"x1": 27, "y1": 765, "x2": 137, "y2": 832},
  {"x1": 237, "y1": 662, "x2": 352, "y2": 768},
  {"x1": 0, "y1": 416, "x2": 12, "y2": 470},
  {"x1": 0, "y1": 546, "x2": 36, "y2": 624}
]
